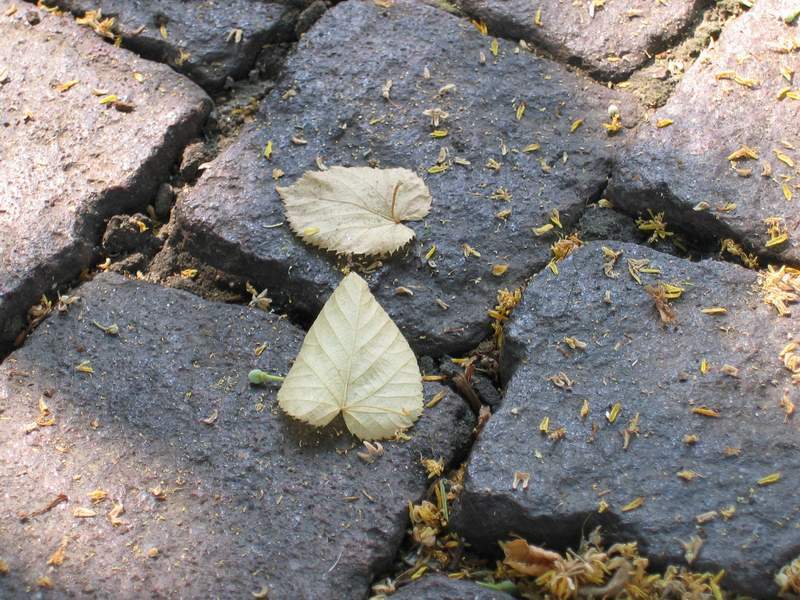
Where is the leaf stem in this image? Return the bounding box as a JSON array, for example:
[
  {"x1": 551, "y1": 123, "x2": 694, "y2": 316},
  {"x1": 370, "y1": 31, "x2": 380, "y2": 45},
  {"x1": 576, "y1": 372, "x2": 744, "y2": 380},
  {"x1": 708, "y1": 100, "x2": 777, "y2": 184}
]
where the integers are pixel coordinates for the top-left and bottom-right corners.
[
  {"x1": 390, "y1": 182, "x2": 402, "y2": 223},
  {"x1": 248, "y1": 369, "x2": 285, "y2": 385}
]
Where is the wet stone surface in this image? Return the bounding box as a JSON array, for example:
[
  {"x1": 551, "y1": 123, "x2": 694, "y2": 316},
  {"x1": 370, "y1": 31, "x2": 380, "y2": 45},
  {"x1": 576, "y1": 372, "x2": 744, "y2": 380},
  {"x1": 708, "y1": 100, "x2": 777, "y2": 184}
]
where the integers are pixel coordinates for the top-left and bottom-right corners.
[
  {"x1": 169, "y1": 0, "x2": 638, "y2": 357},
  {"x1": 608, "y1": 0, "x2": 800, "y2": 265},
  {"x1": 0, "y1": 273, "x2": 475, "y2": 598},
  {"x1": 454, "y1": 241, "x2": 800, "y2": 597},
  {"x1": 0, "y1": 3, "x2": 210, "y2": 351},
  {"x1": 38, "y1": 0, "x2": 303, "y2": 91},
  {"x1": 452, "y1": 0, "x2": 705, "y2": 80},
  {"x1": 391, "y1": 574, "x2": 514, "y2": 599}
]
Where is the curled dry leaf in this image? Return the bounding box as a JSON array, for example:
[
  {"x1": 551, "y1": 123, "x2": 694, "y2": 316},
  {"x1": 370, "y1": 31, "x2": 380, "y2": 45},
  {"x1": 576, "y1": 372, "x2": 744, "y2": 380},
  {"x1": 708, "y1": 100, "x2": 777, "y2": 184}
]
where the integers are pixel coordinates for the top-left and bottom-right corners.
[
  {"x1": 277, "y1": 166, "x2": 432, "y2": 257},
  {"x1": 501, "y1": 538, "x2": 561, "y2": 576},
  {"x1": 277, "y1": 272, "x2": 423, "y2": 440}
]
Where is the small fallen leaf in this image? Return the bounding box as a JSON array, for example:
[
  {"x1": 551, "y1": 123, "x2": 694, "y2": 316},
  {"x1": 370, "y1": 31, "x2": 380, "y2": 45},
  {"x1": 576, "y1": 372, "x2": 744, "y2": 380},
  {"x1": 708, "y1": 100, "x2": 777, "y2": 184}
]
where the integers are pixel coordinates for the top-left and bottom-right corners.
[
  {"x1": 47, "y1": 537, "x2": 69, "y2": 566},
  {"x1": 692, "y1": 406, "x2": 720, "y2": 418},
  {"x1": 92, "y1": 321, "x2": 119, "y2": 335},
  {"x1": 491, "y1": 263, "x2": 509, "y2": 276},
  {"x1": 421, "y1": 457, "x2": 444, "y2": 479},
  {"x1": 200, "y1": 409, "x2": 219, "y2": 426},
  {"x1": 277, "y1": 273, "x2": 423, "y2": 440},
  {"x1": 357, "y1": 440, "x2": 384, "y2": 463},
  {"x1": 87, "y1": 490, "x2": 108, "y2": 504},
  {"x1": 56, "y1": 79, "x2": 80, "y2": 93},
  {"x1": 621, "y1": 496, "x2": 644, "y2": 512},
  {"x1": 511, "y1": 471, "x2": 530, "y2": 491},
  {"x1": 757, "y1": 472, "x2": 781, "y2": 485},
  {"x1": 501, "y1": 539, "x2": 560, "y2": 576},
  {"x1": 108, "y1": 502, "x2": 125, "y2": 526},
  {"x1": 278, "y1": 166, "x2": 431, "y2": 257},
  {"x1": 73, "y1": 507, "x2": 97, "y2": 518},
  {"x1": 75, "y1": 360, "x2": 94, "y2": 374}
]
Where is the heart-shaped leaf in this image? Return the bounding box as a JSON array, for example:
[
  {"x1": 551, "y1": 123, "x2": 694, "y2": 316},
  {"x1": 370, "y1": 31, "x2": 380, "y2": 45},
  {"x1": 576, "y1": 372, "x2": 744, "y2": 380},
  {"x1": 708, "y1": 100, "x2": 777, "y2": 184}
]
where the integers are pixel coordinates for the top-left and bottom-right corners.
[
  {"x1": 277, "y1": 272, "x2": 423, "y2": 440},
  {"x1": 277, "y1": 166, "x2": 432, "y2": 256}
]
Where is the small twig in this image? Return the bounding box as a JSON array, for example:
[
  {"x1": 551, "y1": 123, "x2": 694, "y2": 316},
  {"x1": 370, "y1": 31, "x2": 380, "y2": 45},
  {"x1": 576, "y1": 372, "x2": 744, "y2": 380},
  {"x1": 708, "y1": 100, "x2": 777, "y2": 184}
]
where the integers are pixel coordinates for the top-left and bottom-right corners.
[
  {"x1": 452, "y1": 373, "x2": 481, "y2": 414},
  {"x1": 19, "y1": 493, "x2": 68, "y2": 522}
]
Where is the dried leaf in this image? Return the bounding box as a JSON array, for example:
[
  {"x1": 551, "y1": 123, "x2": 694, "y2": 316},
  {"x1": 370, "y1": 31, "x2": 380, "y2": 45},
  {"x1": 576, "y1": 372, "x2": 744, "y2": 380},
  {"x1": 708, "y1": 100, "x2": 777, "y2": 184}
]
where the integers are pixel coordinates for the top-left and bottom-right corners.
[
  {"x1": 757, "y1": 472, "x2": 781, "y2": 485},
  {"x1": 108, "y1": 501, "x2": 125, "y2": 526},
  {"x1": 491, "y1": 263, "x2": 509, "y2": 276},
  {"x1": 278, "y1": 166, "x2": 431, "y2": 257},
  {"x1": 512, "y1": 471, "x2": 530, "y2": 491},
  {"x1": 501, "y1": 539, "x2": 560, "y2": 576},
  {"x1": 47, "y1": 537, "x2": 69, "y2": 566},
  {"x1": 357, "y1": 441, "x2": 384, "y2": 463},
  {"x1": 87, "y1": 489, "x2": 108, "y2": 504},
  {"x1": 200, "y1": 409, "x2": 219, "y2": 425},
  {"x1": 621, "y1": 496, "x2": 644, "y2": 512},
  {"x1": 56, "y1": 79, "x2": 79, "y2": 93},
  {"x1": 277, "y1": 273, "x2": 423, "y2": 440}
]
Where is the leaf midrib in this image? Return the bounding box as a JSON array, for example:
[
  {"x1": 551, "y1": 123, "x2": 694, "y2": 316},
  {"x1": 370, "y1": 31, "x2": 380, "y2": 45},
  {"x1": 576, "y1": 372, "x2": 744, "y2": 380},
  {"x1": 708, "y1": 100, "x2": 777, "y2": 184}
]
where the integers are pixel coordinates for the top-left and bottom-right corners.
[{"x1": 339, "y1": 281, "x2": 363, "y2": 411}]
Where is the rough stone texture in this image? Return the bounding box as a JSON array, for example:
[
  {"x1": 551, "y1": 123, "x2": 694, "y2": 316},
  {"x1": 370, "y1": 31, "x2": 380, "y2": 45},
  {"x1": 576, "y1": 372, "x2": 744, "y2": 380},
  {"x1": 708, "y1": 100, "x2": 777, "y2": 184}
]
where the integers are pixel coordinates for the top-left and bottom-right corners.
[
  {"x1": 40, "y1": 0, "x2": 301, "y2": 91},
  {"x1": 454, "y1": 241, "x2": 800, "y2": 598},
  {"x1": 608, "y1": 0, "x2": 800, "y2": 264},
  {"x1": 0, "y1": 273, "x2": 475, "y2": 598},
  {"x1": 0, "y1": 5, "x2": 210, "y2": 351},
  {"x1": 170, "y1": 0, "x2": 638, "y2": 357},
  {"x1": 453, "y1": 0, "x2": 706, "y2": 80},
  {"x1": 391, "y1": 575, "x2": 514, "y2": 599},
  {"x1": 576, "y1": 204, "x2": 639, "y2": 244}
]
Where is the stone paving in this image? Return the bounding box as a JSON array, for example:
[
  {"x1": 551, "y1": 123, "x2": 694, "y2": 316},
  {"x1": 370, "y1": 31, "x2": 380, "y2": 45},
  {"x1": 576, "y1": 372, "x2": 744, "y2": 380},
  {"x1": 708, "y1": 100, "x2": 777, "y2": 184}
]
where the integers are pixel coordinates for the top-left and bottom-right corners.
[
  {"x1": 168, "y1": 0, "x2": 638, "y2": 357},
  {"x1": 2, "y1": 0, "x2": 800, "y2": 598},
  {"x1": 0, "y1": 2, "x2": 210, "y2": 351},
  {"x1": 453, "y1": 0, "x2": 705, "y2": 80}
]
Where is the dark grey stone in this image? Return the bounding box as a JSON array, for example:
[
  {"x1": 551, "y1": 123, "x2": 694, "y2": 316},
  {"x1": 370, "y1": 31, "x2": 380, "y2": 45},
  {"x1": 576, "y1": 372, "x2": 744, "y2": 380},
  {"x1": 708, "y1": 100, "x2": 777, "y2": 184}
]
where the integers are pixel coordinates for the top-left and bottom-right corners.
[
  {"x1": 576, "y1": 204, "x2": 639, "y2": 244},
  {"x1": 41, "y1": 0, "x2": 300, "y2": 91},
  {"x1": 0, "y1": 273, "x2": 475, "y2": 598},
  {"x1": 608, "y1": 0, "x2": 800, "y2": 264},
  {"x1": 454, "y1": 241, "x2": 800, "y2": 598},
  {"x1": 178, "y1": 140, "x2": 212, "y2": 184},
  {"x1": 153, "y1": 183, "x2": 174, "y2": 219},
  {"x1": 452, "y1": 0, "x2": 705, "y2": 80},
  {"x1": 295, "y1": 0, "x2": 328, "y2": 37},
  {"x1": 391, "y1": 574, "x2": 515, "y2": 599},
  {"x1": 0, "y1": 6, "x2": 210, "y2": 351},
  {"x1": 169, "y1": 0, "x2": 639, "y2": 357}
]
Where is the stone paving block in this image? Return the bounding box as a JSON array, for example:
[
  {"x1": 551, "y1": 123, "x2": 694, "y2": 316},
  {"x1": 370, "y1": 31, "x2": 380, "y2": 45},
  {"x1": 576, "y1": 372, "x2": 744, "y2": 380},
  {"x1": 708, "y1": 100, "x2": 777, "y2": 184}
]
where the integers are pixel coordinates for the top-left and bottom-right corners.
[
  {"x1": 0, "y1": 5, "x2": 210, "y2": 351},
  {"x1": 608, "y1": 0, "x2": 800, "y2": 264},
  {"x1": 454, "y1": 241, "x2": 800, "y2": 597},
  {"x1": 170, "y1": 0, "x2": 638, "y2": 357},
  {"x1": 453, "y1": 0, "x2": 705, "y2": 80},
  {"x1": 391, "y1": 574, "x2": 514, "y2": 599},
  {"x1": 37, "y1": 0, "x2": 301, "y2": 91},
  {"x1": 0, "y1": 273, "x2": 475, "y2": 598}
]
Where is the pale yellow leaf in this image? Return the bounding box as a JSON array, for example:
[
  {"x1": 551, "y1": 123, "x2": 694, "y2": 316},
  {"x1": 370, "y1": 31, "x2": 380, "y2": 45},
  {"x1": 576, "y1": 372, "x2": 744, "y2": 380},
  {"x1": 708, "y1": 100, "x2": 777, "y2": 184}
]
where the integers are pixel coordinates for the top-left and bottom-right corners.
[
  {"x1": 278, "y1": 166, "x2": 431, "y2": 256},
  {"x1": 277, "y1": 273, "x2": 423, "y2": 440}
]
